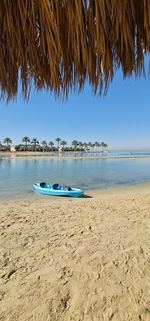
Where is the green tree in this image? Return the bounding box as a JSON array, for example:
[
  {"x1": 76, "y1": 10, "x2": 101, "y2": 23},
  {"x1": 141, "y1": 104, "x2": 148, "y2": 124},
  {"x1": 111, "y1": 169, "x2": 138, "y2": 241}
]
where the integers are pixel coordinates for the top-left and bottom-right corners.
[
  {"x1": 31, "y1": 138, "x2": 39, "y2": 151},
  {"x1": 3, "y1": 137, "x2": 12, "y2": 146},
  {"x1": 41, "y1": 140, "x2": 47, "y2": 151},
  {"x1": 103, "y1": 143, "x2": 108, "y2": 151},
  {"x1": 60, "y1": 140, "x2": 67, "y2": 150},
  {"x1": 78, "y1": 141, "x2": 83, "y2": 149},
  {"x1": 83, "y1": 142, "x2": 88, "y2": 150},
  {"x1": 95, "y1": 141, "x2": 99, "y2": 151},
  {"x1": 72, "y1": 140, "x2": 78, "y2": 150},
  {"x1": 22, "y1": 136, "x2": 30, "y2": 151},
  {"x1": 88, "y1": 142, "x2": 92, "y2": 151},
  {"x1": 56, "y1": 138, "x2": 61, "y2": 149},
  {"x1": 101, "y1": 142, "x2": 105, "y2": 152},
  {"x1": 91, "y1": 143, "x2": 95, "y2": 151},
  {"x1": 49, "y1": 141, "x2": 54, "y2": 150}
]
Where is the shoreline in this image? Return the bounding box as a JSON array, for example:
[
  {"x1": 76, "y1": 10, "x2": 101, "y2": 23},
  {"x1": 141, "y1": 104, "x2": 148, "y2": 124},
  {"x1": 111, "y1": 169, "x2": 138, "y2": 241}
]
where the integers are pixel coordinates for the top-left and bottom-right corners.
[
  {"x1": 1, "y1": 180, "x2": 150, "y2": 203},
  {"x1": 1, "y1": 151, "x2": 150, "y2": 160}
]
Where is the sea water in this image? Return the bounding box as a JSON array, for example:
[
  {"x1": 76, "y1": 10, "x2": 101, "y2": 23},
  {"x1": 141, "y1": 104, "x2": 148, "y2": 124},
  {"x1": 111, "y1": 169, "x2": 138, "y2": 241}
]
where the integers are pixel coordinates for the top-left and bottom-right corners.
[{"x1": 1, "y1": 157, "x2": 150, "y2": 199}]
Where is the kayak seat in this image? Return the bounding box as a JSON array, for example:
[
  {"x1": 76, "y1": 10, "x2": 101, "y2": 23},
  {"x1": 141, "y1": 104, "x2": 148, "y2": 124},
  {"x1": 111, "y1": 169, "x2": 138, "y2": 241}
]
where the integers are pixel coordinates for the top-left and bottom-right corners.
[
  {"x1": 52, "y1": 183, "x2": 59, "y2": 190},
  {"x1": 64, "y1": 186, "x2": 72, "y2": 191},
  {"x1": 40, "y1": 182, "x2": 46, "y2": 188}
]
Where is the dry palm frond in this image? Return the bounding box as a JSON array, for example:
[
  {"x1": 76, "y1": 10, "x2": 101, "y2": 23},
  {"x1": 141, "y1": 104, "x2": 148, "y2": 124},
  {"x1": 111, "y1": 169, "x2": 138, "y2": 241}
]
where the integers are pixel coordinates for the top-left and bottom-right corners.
[{"x1": 0, "y1": 0, "x2": 149, "y2": 101}]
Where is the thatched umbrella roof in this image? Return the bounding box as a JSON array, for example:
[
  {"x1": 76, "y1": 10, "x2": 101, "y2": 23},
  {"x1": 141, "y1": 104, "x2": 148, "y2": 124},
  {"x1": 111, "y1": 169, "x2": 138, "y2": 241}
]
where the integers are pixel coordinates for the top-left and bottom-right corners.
[{"x1": 0, "y1": 0, "x2": 150, "y2": 101}]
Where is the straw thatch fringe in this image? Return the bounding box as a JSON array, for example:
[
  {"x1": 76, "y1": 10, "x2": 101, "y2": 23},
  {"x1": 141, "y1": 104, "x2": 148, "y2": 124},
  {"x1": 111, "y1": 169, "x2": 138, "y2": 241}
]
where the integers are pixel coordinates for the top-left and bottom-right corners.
[{"x1": 0, "y1": 0, "x2": 149, "y2": 101}]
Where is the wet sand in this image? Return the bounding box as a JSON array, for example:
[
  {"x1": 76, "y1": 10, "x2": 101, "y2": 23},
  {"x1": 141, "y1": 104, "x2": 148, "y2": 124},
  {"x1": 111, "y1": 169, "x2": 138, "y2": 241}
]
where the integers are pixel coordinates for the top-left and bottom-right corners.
[{"x1": 0, "y1": 183, "x2": 150, "y2": 321}]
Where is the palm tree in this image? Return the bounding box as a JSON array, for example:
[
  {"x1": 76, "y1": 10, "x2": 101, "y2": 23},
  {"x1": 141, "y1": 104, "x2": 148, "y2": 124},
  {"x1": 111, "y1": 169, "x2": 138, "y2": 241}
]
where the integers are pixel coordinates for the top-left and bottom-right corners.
[
  {"x1": 41, "y1": 140, "x2": 47, "y2": 151},
  {"x1": 56, "y1": 138, "x2": 61, "y2": 150},
  {"x1": 72, "y1": 140, "x2": 78, "y2": 150},
  {"x1": 3, "y1": 138, "x2": 12, "y2": 148},
  {"x1": 78, "y1": 141, "x2": 83, "y2": 150},
  {"x1": 95, "y1": 141, "x2": 99, "y2": 152},
  {"x1": 31, "y1": 138, "x2": 39, "y2": 151},
  {"x1": 22, "y1": 136, "x2": 30, "y2": 151},
  {"x1": 88, "y1": 142, "x2": 92, "y2": 151},
  {"x1": 83, "y1": 142, "x2": 88, "y2": 151},
  {"x1": 91, "y1": 143, "x2": 95, "y2": 151},
  {"x1": 101, "y1": 142, "x2": 105, "y2": 152},
  {"x1": 103, "y1": 143, "x2": 108, "y2": 151},
  {"x1": 95, "y1": 142, "x2": 100, "y2": 152},
  {"x1": 60, "y1": 140, "x2": 67, "y2": 151},
  {"x1": 98, "y1": 142, "x2": 101, "y2": 152},
  {"x1": 49, "y1": 141, "x2": 54, "y2": 150}
]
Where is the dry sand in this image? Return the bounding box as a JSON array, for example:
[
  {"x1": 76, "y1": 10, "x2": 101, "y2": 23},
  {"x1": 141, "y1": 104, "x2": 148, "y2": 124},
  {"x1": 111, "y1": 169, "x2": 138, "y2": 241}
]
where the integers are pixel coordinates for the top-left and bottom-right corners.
[{"x1": 0, "y1": 183, "x2": 150, "y2": 321}]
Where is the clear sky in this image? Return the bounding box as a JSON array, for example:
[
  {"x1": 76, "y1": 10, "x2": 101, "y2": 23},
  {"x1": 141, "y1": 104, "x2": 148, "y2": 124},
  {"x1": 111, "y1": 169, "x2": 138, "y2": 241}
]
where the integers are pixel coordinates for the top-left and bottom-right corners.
[{"x1": 0, "y1": 65, "x2": 149, "y2": 150}]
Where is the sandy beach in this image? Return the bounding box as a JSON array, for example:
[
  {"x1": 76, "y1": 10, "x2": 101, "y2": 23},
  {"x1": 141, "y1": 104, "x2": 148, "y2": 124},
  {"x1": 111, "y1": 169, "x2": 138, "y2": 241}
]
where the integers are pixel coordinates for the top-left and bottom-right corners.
[{"x1": 1, "y1": 183, "x2": 150, "y2": 321}]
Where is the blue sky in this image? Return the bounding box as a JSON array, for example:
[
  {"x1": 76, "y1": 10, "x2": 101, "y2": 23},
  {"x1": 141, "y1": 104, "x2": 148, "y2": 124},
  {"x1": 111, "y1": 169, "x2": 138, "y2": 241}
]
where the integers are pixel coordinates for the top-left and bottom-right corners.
[{"x1": 0, "y1": 66, "x2": 149, "y2": 150}]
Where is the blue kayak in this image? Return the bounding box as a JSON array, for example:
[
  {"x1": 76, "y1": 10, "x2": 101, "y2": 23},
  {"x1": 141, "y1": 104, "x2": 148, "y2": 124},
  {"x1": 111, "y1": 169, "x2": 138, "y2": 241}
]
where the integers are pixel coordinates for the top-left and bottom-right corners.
[{"x1": 33, "y1": 183, "x2": 84, "y2": 197}]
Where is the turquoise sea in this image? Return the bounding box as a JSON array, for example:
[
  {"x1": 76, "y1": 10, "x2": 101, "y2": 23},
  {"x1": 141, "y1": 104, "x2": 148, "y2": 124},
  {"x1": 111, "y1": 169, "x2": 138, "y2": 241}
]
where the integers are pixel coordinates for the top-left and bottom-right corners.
[{"x1": 1, "y1": 155, "x2": 150, "y2": 199}]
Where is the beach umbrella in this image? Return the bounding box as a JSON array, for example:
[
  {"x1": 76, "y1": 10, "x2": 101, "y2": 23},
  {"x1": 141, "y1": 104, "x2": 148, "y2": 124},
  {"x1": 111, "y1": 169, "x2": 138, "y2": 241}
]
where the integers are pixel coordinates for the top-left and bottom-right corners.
[{"x1": 0, "y1": 0, "x2": 149, "y2": 101}]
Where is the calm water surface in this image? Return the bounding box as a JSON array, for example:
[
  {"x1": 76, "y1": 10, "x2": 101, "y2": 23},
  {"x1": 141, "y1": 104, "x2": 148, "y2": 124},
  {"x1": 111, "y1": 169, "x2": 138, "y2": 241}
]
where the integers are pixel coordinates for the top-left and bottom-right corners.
[{"x1": 1, "y1": 158, "x2": 150, "y2": 199}]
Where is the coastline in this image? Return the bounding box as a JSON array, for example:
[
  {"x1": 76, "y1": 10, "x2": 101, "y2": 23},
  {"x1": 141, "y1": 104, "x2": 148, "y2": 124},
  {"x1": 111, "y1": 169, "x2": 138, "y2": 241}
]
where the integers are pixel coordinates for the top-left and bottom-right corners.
[
  {"x1": 1, "y1": 151, "x2": 150, "y2": 160},
  {"x1": 1, "y1": 182, "x2": 150, "y2": 320},
  {"x1": 1, "y1": 180, "x2": 150, "y2": 203},
  {"x1": 1, "y1": 180, "x2": 150, "y2": 202}
]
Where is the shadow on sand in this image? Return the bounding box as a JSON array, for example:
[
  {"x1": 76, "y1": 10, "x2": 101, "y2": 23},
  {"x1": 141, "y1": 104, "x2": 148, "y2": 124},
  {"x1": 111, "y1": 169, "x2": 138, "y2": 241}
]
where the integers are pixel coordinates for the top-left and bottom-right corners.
[{"x1": 80, "y1": 194, "x2": 92, "y2": 199}]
